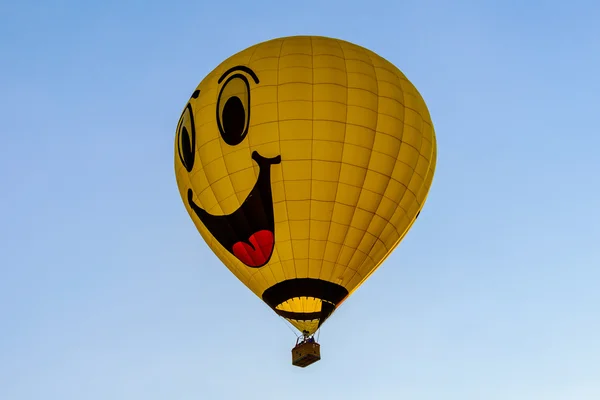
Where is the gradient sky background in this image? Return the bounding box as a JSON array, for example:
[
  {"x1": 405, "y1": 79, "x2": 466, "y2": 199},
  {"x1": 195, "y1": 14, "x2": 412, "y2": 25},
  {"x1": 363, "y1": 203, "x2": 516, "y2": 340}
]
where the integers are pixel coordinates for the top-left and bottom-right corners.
[{"x1": 1, "y1": 0, "x2": 599, "y2": 399}]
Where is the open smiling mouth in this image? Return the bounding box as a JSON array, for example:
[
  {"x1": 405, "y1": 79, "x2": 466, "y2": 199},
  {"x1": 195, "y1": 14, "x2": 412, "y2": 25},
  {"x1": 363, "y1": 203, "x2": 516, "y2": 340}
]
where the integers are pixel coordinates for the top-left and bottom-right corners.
[
  {"x1": 187, "y1": 149, "x2": 349, "y2": 330},
  {"x1": 187, "y1": 151, "x2": 281, "y2": 268}
]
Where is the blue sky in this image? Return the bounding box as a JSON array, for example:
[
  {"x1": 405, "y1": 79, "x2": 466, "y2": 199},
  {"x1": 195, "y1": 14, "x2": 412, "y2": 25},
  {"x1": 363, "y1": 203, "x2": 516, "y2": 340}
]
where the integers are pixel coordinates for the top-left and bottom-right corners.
[{"x1": 1, "y1": 0, "x2": 599, "y2": 399}]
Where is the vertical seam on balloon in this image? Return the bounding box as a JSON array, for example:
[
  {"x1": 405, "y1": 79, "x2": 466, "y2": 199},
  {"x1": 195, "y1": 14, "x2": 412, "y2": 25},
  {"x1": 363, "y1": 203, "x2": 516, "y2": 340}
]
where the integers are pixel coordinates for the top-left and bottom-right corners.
[
  {"x1": 424, "y1": 121, "x2": 438, "y2": 200},
  {"x1": 275, "y1": 39, "x2": 297, "y2": 284},
  {"x1": 380, "y1": 75, "x2": 409, "y2": 243},
  {"x1": 353, "y1": 64, "x2": 408, "y2": 279},
  {"x1": 345, "y1": 54, "x2": 389, "y2": 287},
  {"x1": 394, "y1": 87, "x2": 425, "y2": 242},
  {"x1": 411, "y1": 113, "x2": 432, "y2": 218},
  {"x1": 350, "y1": 70, "x2": 412, "y2": 295},
  {"x1": 423, "y1": 129, "x2": 437, "y2": 203},
  {"x1": 332, "y1": 48, "x2": 380, "y2": 289},
  {"x1": 317, "y1": 39, "x2": 348, "y2": 286},
  {"x1": 408, "y1": 122, "x2": 436, "y2": 238},
  {"x1": 306, "y1": 36, "x2": 315, "y2": 319},
  {"x1": 351, "y1": 55, "x2": 405, "y2": 280}
]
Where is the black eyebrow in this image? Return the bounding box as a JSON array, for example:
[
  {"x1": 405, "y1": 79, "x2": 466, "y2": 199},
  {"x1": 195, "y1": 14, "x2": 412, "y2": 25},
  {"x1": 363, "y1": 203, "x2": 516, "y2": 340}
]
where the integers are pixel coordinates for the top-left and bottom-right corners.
[{"x1": 217, "y1": 65, "x2": 260, "y2": 84}]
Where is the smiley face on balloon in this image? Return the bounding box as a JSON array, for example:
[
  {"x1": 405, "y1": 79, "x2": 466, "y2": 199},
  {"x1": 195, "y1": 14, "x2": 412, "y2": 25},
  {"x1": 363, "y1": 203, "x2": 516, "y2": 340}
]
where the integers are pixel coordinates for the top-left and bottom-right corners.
[
  {"x1": 174, "y1": 36, "x2": 437, "y2": 335},
  {"x1": 177, "y1": 64, "x2": 281, "y2": 268}
]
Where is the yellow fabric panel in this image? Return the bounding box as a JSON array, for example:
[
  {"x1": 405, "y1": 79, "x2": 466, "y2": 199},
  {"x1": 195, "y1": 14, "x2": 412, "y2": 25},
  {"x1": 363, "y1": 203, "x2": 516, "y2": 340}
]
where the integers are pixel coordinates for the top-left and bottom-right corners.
[{"x1": 174, "y1": 36, "x2": 437, "y2": 335}]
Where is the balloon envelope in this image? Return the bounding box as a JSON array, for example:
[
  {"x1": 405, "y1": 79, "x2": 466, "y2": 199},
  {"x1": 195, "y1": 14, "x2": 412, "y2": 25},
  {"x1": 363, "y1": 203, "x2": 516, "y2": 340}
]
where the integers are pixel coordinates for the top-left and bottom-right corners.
[{"x1": 174, "y1": 35, "x2": 437, "y2": 334}]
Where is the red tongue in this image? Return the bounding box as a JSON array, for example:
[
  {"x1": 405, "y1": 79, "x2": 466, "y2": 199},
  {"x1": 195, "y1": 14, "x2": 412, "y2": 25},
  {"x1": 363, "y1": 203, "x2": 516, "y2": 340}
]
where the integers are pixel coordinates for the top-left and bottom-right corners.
[{"x1": 232, "y1": 230, "x2": 274, "y2": 267}]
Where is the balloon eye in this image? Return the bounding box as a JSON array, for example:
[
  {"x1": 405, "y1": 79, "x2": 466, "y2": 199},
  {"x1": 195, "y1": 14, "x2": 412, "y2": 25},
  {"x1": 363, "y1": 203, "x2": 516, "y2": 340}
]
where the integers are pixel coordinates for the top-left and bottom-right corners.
[
  {"x1": 216, "y1": 74, "x2": 250, "y2": 146},
  {"x1": 176, "y1": 103, "x2": 196, "y2": 173}
]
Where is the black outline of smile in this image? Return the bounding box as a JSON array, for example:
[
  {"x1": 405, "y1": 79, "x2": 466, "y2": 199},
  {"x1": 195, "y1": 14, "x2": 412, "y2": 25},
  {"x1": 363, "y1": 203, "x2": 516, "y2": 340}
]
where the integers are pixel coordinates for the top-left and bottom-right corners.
[{"x1": 187, "y1": 151, "x2": 281, "y2": 268}]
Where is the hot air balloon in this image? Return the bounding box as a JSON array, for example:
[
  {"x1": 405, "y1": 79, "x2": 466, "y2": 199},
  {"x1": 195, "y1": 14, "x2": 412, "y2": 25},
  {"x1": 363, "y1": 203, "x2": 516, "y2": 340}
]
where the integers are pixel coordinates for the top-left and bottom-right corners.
[{"x1": 174, "y1": 35, "x2": 437, "y2": 367}]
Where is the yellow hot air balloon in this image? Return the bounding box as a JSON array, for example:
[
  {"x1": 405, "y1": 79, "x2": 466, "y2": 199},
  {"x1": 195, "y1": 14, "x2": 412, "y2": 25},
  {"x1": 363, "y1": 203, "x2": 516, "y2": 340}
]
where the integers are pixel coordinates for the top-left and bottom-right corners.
[{"x1": 174, "y1": 35, "x2": 437, "y2": 367}]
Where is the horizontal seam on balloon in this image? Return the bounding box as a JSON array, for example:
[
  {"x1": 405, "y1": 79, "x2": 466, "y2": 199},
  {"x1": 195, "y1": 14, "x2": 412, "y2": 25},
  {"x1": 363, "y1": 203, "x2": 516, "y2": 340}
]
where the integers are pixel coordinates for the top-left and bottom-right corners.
[
  {"x1": 201, "y1": 189, "x2": 413, "y2": 218},
  {"x1": 194, "y1": 83, "x2": 411, "y2": 111},
  {"x1": 192, "y1": 79, "x2": 416, "y2": 111},
  {"x1": 247, "y1": 61, "x2": 383, "y2": 74},
  {"x1": 198, "y1": 176, "x2": 411, "y2": 212},
  {"x1": 195, "y1": 113, "x2": 425, "y2": 139},
  {"x1": 247, "y1": 53, "x2": 400, "y2": 73},
  {"x1": 196, "y1": 164, "x2": 416, "y2": 191},
  {"x1": 259, "y1": 249, "x2": 373, "y2": 261},
  {"x1": 195, "y1": 141, "x2": 423, "y2": 176}
]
